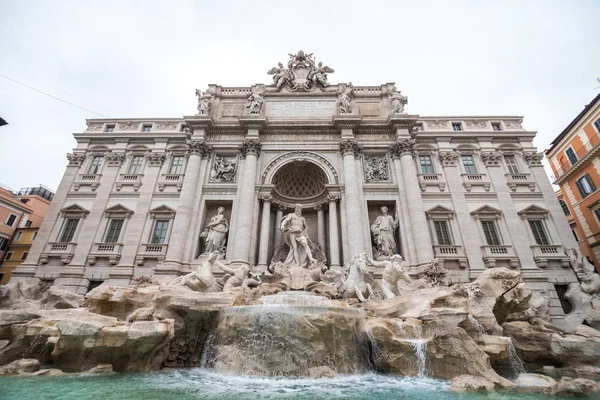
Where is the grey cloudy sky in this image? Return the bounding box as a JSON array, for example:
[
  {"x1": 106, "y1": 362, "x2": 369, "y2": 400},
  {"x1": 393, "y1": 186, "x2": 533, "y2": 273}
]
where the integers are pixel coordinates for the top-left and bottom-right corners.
[{"x1": 1, "y1": 0, "x2": 599, "y2": 191}]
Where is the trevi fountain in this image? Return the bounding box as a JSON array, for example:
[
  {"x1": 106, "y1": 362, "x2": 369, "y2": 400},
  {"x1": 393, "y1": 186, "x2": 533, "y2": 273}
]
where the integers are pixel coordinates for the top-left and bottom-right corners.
[{"x1": 2, "y1": 51, "x2": 600, "y2": 399}]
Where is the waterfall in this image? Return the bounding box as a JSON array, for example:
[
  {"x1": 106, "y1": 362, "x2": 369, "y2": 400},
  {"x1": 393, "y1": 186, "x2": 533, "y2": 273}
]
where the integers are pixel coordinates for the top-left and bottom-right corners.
[
  {"x1": 412, "y1": 325, "x2": 428, "y2": 378},
  {"x1": 507, "y1": 338, "x2": 526, "y2": 375}
]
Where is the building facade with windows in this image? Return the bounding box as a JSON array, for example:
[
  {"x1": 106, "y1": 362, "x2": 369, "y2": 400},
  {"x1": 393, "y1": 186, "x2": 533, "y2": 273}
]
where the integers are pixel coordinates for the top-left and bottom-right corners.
[
  {"x1": 12, "y1": 51, "x2": 578, "y2": 321},
  {"x1": 0, "y1": 186, "x2": 54, "y2": 284},
  {"x1": 0, "y1": 186, "x2": 33, "y2": 280},
  {"x1": 546, "y1": 93, "x2": 600, "y2": 270}
]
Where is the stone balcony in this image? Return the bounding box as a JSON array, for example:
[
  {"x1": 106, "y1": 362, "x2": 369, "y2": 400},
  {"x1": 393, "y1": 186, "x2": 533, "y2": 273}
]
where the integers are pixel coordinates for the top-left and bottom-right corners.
[
  {"x1": 87, "y1": 243, "x2": 123, "y2": 265},
  {"x1": 73, "y1": 173, "x2": 102, "y2": 191},
  {"x1": 432, "y1": 245, "x2": 468, "y2": 268},
  {"x1": 418, "y1": 173, "x2": 446, "y2": 192},
  {"x1": 40, "y1": 242, "x2": 76, "y2": 264},
  {"x1": 481, "y1": 245, "x2": 519, "y2": 268},
  {"x1": 531, "y1": 244, "x2": 569, "y2": 268},
  {"x1": 135, "y1": 243, "x2": 168, "y2": 265},
  {"x1": 158, "y1": 174, "x2": 184, "y2": 192},
  {"x1": 115, "y1": 173, "x2": 143, "y2": 192},
  {"x1": 461, "y1": 173, "x2": 491, "y2": 192},
  {"x1": 505, "y1": 173, "x2": 536, "y2": 192}
]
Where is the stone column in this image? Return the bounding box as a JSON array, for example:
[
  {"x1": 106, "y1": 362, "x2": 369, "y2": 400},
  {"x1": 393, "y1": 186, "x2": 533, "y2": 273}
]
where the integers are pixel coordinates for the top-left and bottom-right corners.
[
  {"x1": 390, "y1": 139, "x2": 434, "y2": 263},
  {"x1": 257, "y1": 194, "x2": 272, "y2": 268},
  {"x1": 390, "y1": 155, "x2": 416, "y2": 264},
  {"x1": 339, "y1": 140, "x2": 366, "y2": 258},
  {"x1": 230, "y1": 139, "x2": 262, "y2": 263},
  {"x1": 315, "y1": 203, "x2": 326, "y2": 251},
  {"x1": 160, "y1": 140, "x2": 211, "y2": 273},
  {"x1": 273, "y1": 204, "x2": 285, "y2": 249},
  {"x1": 328, "y1": 194, "x2": 341, "y2": 268}
]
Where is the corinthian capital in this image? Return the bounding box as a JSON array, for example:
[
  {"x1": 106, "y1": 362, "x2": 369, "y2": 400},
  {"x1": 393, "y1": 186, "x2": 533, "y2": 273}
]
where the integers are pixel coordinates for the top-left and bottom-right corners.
[
  {"x1": 66, "y1": 152, "x2": 86, "y2": 167},
  {"x1": 338, "y1": 140, "x2": 362, "y2": 157},
  {"x1": 388, "y1": 139, "x2": 414, "y2": 159},
  {"x1": 523, "y1": 151, "x2": 544, "y2": 166},
  {"x1": 239, "y1": 139, "x2": 262, "y2": 159},
  {"x1": 186, "y1": 139, "x2": 212, "y2": 158}
]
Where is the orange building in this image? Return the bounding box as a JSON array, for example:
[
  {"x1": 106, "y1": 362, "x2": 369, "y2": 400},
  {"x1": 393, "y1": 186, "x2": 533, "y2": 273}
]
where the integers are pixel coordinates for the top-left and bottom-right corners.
[
  {"x1": 546, "y1": 93, "x2": 600, "y2": 270},
  {"x1": 0, "y1": 186, "x2": 53, "y2": 284}
]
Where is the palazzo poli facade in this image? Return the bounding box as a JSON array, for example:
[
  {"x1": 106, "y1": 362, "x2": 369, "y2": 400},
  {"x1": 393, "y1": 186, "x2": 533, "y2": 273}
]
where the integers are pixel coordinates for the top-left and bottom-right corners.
[{"x1": 13, "y1": 51, "x2": 579, "y2": 320}]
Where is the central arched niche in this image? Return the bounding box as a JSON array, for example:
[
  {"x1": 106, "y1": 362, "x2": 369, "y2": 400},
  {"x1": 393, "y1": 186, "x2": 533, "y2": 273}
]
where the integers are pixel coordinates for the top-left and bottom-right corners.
[{"x1": 272, "y1": 160, "x2": 327, "y2": 203}]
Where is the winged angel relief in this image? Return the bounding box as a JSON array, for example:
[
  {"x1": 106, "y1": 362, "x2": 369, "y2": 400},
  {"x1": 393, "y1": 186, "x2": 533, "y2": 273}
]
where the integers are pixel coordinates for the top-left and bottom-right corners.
[{"x1": 267, "y1": 50, "x2": 335, "y2": 91}]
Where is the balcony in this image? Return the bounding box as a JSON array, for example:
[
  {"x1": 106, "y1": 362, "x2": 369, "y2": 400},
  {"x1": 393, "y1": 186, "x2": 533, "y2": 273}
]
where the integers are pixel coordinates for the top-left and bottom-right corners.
[
  {"x1": 481, "y1": 245, "x2": 519, "y2": 268},
  {"x1": 87, "y1": 242, "x2": 123, "y2": 265},
  {"x1": 158, "y1": 174, "x2": 184, "y2": 192},
  {"x1": 116, "y1": 173, "x2": 143, "y2": 192},
  {"x1": 418, "y1": 173, "x2": 446, "y2": 192},
  {"x1": 73, "y1": 174, "x2": 102, "y2": 191},
  {"x1": 552, "y1": 135, "x2": 600, "y2": 181},
  {"x1": 531, "y1": 244, "x2": 569, "y2": 268},
  {"x1": 135, "y1": 243, "x2": 168, "y2": 265},
  {"x1": 505, "y1": 173, "x2": 536, "y2": 192},
  {"x1": 40, "y1": 242, "x2": 76, "y2": 264},
  {"x1": 433, "y1": 245, "x2": 467, "y2": 268},
  {"x1": 461, "y1": 173, "x2": 491, "y2": 192}
]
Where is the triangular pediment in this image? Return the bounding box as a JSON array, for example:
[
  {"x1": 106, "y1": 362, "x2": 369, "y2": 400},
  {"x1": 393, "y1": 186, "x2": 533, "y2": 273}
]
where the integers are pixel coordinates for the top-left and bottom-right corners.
[
  {"x1": 60, "y1": 204, "x2": 90, "y2": 214},
  {"x1": 470, "y1": 205, "x2": 503, "y2": 216},
  {"x1": 517, "y1": 205, "x2": 549, "y2": 216},
  {"x1": 425, "y1": 205, "x2": 455, "y2": 215},
  {"x1": 148, "y1": 205, "x2": 176, "y2": 214},
  {"x1": 104, "y1": 204, "x2": 134, "y2": 215}
]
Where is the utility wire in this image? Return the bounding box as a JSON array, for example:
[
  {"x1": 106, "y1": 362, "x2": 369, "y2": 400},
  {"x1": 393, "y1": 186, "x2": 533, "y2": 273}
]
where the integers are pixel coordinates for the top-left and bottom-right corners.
[{"x1": 0, "y1": 72, "x2": 108, "y2": 117}]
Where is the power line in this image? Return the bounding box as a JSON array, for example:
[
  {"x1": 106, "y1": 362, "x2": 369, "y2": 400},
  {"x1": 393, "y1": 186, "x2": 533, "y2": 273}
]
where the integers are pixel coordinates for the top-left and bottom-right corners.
[{"x1": 0, "y1": 72, "x2": 108, "y2": 117}]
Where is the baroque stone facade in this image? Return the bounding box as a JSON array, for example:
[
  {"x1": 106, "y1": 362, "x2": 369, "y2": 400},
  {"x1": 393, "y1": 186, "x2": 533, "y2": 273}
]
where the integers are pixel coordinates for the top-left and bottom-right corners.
[{"x1": 12, "y1": 51, "x2": 578, "y2": 321}]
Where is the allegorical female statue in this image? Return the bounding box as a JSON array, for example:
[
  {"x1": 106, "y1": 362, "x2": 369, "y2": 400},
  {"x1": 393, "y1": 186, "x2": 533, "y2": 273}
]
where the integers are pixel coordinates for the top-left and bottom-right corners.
[
  {"x1": 371, "y1": 206, "x2": 399, "y2": 259},
  {"x1": 200, "y1": 206, "x2": 229, "y2": 254}
]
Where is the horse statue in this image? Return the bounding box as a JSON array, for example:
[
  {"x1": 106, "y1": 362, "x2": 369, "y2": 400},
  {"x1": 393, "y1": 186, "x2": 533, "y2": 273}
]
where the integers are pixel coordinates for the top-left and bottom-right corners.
[{"x1": 342, "y1": 252, "x2": 375, "y2": 302}]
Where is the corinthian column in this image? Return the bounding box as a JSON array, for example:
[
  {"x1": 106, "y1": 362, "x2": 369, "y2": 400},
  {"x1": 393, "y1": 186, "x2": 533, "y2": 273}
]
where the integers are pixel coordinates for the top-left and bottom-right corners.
[
  {"x1": 273, "y1": 204, "x2": 286, "y2": 249},
  {"x1": 161, "y1": 140, "x2": 211, "y2": 273},
  {"x1": 315, "y1": 203, "x2": 326, "y2": 251},
  {"x1": 389, "y1": 139, "x2": 434, "y2": 263},
  {"x1": 230, "y1": 139, "x2": 262, "y2": 263},
  {"x1": 257, "y1": 194, "x2": 272, "y2": 268},
  {"x1": 339, "y1": 140, "x2": 366, "y2": 258},
  {"x1": 327, "y1": 194, "x2": 341, "y2": 268}
]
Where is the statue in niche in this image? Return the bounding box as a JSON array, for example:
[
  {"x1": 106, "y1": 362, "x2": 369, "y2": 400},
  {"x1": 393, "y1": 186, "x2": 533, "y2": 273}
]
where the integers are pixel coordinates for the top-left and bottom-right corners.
[
  {"x1": 390, "y1": 88, "x2": 408, "y2": 114},
  {"x1": 337, "y1": 82, "x2": 354, "y2": 114},
  {"x1": 195, "y1": 89, "x2": 212, "y2": 115},
  {"x1": 200, "y1": 207, "x2": 229, "y2": 255},
  {"x1": 366, "y1": 254, "x2": 411, "y2": 299},
  {"x1": 371, "y1": 206, "x2": 399, "y2": 260},
  {"x1": 245, "y1": 86, "x2": 265, "y2": 114},
  {"x1": 364, "y1": 156, "x2": 389, "y2": 182},
  {"x1": 168, "y1": 251, "x2": 223, "y2": 292},
  {"x1": 210, "y1": 156, "x2": 237, "y2": 182},
  {"x1": 269, "y1": 204, "x2": 327, "y2": 270},
  {"x1": 267, "y1": 62, "x2": 291, "y2": 90}
]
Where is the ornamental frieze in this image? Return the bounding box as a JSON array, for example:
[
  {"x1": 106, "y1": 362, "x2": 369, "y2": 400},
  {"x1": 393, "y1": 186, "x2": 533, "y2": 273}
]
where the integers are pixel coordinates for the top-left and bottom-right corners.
[
  {"x1": 104, "y1": 152, "x2": 126, "y2": 166},
  {"x1": 145, "y1": 152, "x2": 166, "y2": 166},
  {"x1": 481, "y1": 151, "x2": 503, "y2": 167},
  {"x1": 438, "y1": 151, "x2": 460, "y2": 166}
]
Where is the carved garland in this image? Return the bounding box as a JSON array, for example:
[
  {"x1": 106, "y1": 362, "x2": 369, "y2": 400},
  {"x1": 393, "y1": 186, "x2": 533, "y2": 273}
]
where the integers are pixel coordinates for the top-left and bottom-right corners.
[
  {"x1": 261, "y1": 151, "x2": 339, "y2": 184},
  {"x1": 104, "y1": 152, "x2": 126, "y2": 166},
  {"x1": 438, "y1": 151, "x2": 460, "y2": 166},
  {"x1": 481, "y1": 151, "x2": 503, "y2": 167},
  {"x1": 145, "y1": 152, "x2": 166, "y2": 166}
]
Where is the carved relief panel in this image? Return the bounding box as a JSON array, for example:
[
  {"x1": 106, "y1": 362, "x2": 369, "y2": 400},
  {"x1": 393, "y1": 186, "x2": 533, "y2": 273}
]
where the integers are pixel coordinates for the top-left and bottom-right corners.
[
  {"x1": 209, "y1": 155, "x2": 238, "y2": 182},
  {"x1": 363, "y1": 155, "x2": 390, "y2": 182}
]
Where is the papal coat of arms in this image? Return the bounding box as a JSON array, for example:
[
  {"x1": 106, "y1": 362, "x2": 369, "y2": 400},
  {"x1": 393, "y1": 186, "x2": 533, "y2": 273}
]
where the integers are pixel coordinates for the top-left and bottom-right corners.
[{"x1": 267, "y1": 50, "x2": 335, "y2": 92}]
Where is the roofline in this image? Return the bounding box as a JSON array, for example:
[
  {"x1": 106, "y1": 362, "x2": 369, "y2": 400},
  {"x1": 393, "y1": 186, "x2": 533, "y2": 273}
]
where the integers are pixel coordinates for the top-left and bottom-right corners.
[{"x1": 547, "y1": 92, "x2": 600, "y2": 153}]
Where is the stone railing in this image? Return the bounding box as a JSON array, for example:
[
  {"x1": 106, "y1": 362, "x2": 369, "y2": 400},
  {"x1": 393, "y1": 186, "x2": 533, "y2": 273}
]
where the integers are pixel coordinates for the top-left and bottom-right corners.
[
  {"x1": 418, "y1": 173, "x2": 446, "y2": 192},
  {"x1": 116, "y1": 173, "x2": 144, "y2": 192},
  {"x1": 505, "y1": 173, "x2": 535, "y2": 192},
  {"x1": 88, "y1": 243, "x2": 123, "y2": 265},
  {"x1": 136, "y1": 243, "x2": 169, "y2": 265},
  {"x1": 531, "y1": 244, "x2": 565, "y2": 257},
  {"x1": 433, "y1": 245, "x2": 464, "y2": 257},
  {"x1": 461, "y1": 173, "x2": 491, "y2": 192},
  {"x1": 73, "y1": 174, "x2": 102, "y2": 191},
  {"x1": 40, "y1": 242, "x2": 77, "y2": 265},
  {"x1": 481, "y1": 245, "x2": 518, "y2": 268},
  {"x1": 158, "y1": 174, "x2": 184, "y2": 192}
]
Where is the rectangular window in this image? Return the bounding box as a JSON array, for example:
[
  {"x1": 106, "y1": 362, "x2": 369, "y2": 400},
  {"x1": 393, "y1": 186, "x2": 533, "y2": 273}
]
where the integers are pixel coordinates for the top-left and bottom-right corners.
[
  {"x1": 492, "y1": 123, "x2": 502, "y2": 131},
  {"x1": 151, "y1": 220, "x2": 169, "y2": 244},
  {"x1": 594, "y1": 118, "x2": 600, "y2": 132},
  {"x1": 565, "y1": 148, "x2": 578, "y2": 165},
  {"x1": 20, "y1": 252, "x2": 28, "y2": 261},
  {"x1": 25, "y1": 221, "x2": 32, "y2": 228},
  {"x1": 15, "y1": 232, "x2": 23, "y2": 242},
  {"x1": 572, "y1": 229, "x2": 580, "y2": 242},
  {"x1": 128, "y1": 155, "x2": 145, "y2": 174},
  {"x1": 481, "y1": 220, "x2": 501, "y2": 245},
  {"x1": 32, "y1": 231, "x2": 38, "y2": 241},
  {"x1": 87, "y1": 156, "x2": 104, "y2": 174},
  {"x1": 559, "y1": 200, "x2": 571, "y2": 216},
  {"x1": 4, "y1": 252, "x2": 13, "y2": 261},
  {"x1": 529, "y1": 220, "x2": 550, "y2": 245},
  {"x1": 0, "y1": 237, "x2": 8, "y2": 251},
  {"x1": 461, "y1": 155, "x2": 478, "y2": 174},
  {"x1": 419, "y1": 155, "x2": 435, "y2": 174},
  {"x1": 504, "y1": 155, "x2": 519, "y2": 174},
  {"x1": 104, "y1": 219, "x2": 124, "y2": 243},
  {"x1": 106, "y1": 124, "x2": 115, "y2": 132},
  {"x1": 594, "y1": 209, "x2": 600, "y2": 225},
  {"x1": 5, "y1": 214, "x2": 17, "y2": 227},
  {"x1": 452, "y1": 122, "x2": 462, "y2": 131},
  {"x1": 434, "y1": 220, "x2": 452, "y2": 245},
  {"x1": 59, "y1": 218, "x2": 80, "y2": 242},
  {"x1": 576, "y1": 174, "x2": 596, "y2": 198},
  {"x1": 169, "y1": 156, "x2": 185, "y2": 174},
  {"x1": 142, "y1": 124, "x2": 152, "y2": 132}
]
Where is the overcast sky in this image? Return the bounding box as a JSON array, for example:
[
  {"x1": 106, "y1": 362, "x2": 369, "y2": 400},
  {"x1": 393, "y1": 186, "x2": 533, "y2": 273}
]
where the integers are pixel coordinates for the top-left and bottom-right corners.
[{"x1": 1, "y1": 0, "x2": 599, "y2": 192}]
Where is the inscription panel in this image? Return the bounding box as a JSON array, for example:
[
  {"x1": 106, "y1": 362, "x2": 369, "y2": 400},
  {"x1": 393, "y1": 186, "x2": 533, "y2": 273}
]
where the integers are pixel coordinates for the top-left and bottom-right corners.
[{"x1": 266, "y1": 101, "x2": 336, "y2": 118}]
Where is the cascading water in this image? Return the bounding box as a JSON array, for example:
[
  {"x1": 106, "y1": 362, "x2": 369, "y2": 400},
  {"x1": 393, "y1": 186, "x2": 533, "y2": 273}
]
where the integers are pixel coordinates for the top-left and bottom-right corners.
[
  {"x1": 202, "y1": 291, "x2": 370, "y2": 376},
  {"x1": 507, "y1": 338, "x2": 526, "y2": 376}
]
